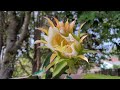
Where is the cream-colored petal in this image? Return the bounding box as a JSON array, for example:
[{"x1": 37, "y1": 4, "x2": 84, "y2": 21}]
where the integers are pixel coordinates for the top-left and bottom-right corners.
[
  {"x1": 44, "y1": 17, "x2": 55, "y2": 27},
  {"x1": 34, "y1": 40, "x2": 47, "y2": 44},
  {"x1": 70, "y1": 43, "x2": 78, "y2": 56},
  {"x1": 36, "y1": 28, "x2": 48, "y2": 35},
  {"x1": 69, "y1": 20, "x2": 76, "y2": 33},
  {"x1": 47, "y1": 27, "x2": 59, "y2": 43},
  {"x1": 79, "y1": 35, "x2": 88, "y2": 43},
  {"x1": 53, "y1": 17, "x2": 60, "y2": 28},
  {"x1": 60, "y1": 33, "x2": 77, "y2": 44},
  {"x1": 69, "y1": 34, "x2": 77, "y2": 42},
  {"x1": 42, "y1": 34, "x2": 48, "y2": 41},
  {"x1": 59, "y1": 21, "x2": 64, "y2": 27},
  {"x1": 46, "y1": 27, "x2": 63, "y2": 51},
  {"x1": 45, "y1": 43, "x2": 54, "y2": 51},
  {"x1": 63, "y1": 43, "x2": 78, "y2": 58},
  {"x1": 50, "y1": 53, "x2": 57, "y2": 63},
  {"x1": 65, "y1": 19, "x2": 69, "y2": 31},
  {"x1": 60, "y1": 29, "x2": 65, "y2": 35},
  {"x1": 77, "y1": 55, "x2": 88, "y2": 62}
]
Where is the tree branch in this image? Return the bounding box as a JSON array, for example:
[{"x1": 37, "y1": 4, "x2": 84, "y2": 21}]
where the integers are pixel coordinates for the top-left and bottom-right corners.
[
  {"x1": 0, "y1": 11, "x2": 4, "y2": 53},
  {"x1": 5, "y1": 11, "x2": 19, "y2": 53},
  {"x1": 15, "y1": 11, "x2": 31, "y2": 49}
]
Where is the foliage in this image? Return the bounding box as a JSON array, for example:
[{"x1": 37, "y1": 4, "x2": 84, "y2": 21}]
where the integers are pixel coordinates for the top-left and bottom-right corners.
[
  {"x1": 76, "y1": 11, "x2": 120, "y2": 63},
  {"x1": 13, "y1": 57, "x2": 32, "y2": 77},
  {"x1": 113, "y1": 65, "x2": 120, "y2": 69}
]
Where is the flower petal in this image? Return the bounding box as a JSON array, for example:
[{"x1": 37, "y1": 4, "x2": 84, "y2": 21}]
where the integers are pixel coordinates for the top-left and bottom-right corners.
[
  {"x1": 78, "y1": 22, "x2": 86, "y2": 37},
  {"x1": 36, "y1": 28, "x2": 48, "y2": 35},
  {"x1": 46, "y1": 27, "x2": 68, "y2": 51},
  {"x1": 34, "y1": 40, "x2": 47, "y2": 44},
  {"x1": 69, "y1": 20, "x2": 76, "y2": 33},
  {"x1": 50, "y1": 53, "x2": 57, "y2": 63},
  {"x1": 42, "y1": 35, "x2": 48, "y2": 41},
  {"x1": 79, "y1": 22, "x2": 86, "y2": 30},
  {"x1": 77, "y1": 55, "x2": 88, "y2": 62},
  {"x1": 53, "y1": 17, "x2": 60, "y2": 28},
  {"x1": 62, "y1": 43, "x2": 78, "y2": 58},
  {"x1": 65, "y1": 19, "x2": 69, "y2": 32},
  {"x1": 44, "y1": 17, "x2": 55, "y2": 27},
  {"x1": 79, "y1": 35, "x2": 88, "y2": 43}
]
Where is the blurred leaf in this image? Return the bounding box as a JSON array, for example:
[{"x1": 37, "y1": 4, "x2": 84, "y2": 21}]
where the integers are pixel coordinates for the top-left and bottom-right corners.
[
  {"x1": 45, "y1": 56, "x2": 60, "y2": 71},
  {"x1": 52, "y1": 60, "x2": 67, "y2": 78},
  {"x1": 78, "y1": 22, "x2": 86, "y2": 37},
  {"x1": 71, "y1": 33, "x2": 79, "y2": 41},
  {"x1": 32, "y1": 69, "x2": 45, "y2": 77},
  {"x1": 67, "y1": 60, "x2": 76, "y2": 74},
  {"x1": 42, "y1": 52, "x2": 52, "y2": 68}
]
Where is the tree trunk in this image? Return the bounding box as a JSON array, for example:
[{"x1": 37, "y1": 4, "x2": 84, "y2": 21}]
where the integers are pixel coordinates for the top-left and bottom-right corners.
[
  {"x1": 0, "y1": 11, "x2": 4, "y2": 53},
  {"x1": 0, "y1": 11, "x2": 31, "y2": 79},
  {"x1": 32, "y1": 11, "x2": 42, "y2": 73}
]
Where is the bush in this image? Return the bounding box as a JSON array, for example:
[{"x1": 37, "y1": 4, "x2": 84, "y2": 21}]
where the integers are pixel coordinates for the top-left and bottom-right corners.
[{"x1": 113, "y1": 65, "x2": 120, "y2": 69}]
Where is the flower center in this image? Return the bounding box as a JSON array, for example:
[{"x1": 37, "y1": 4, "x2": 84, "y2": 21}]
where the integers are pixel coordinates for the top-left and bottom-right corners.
[{"x1": 51, "y1": 33, "x2": 68, "y2": 48}]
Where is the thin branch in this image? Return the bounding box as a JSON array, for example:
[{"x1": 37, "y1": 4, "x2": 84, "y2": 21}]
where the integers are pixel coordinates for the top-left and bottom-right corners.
[{"x1": 15, "y1": 11, "x2": 31, "y2": 48}]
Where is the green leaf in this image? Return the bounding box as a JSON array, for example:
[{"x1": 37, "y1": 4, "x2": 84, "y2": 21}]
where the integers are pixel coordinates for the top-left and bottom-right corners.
[
  {"x1": 67, "y1": 59, "x2": 77, "y2": 74},
  {"x1": 32, "y1": 70, "x2": 45, "y2": 76},
  {"x1": 52, "y1": 60, "x2": 67, "y2": 78},
  {"x1": 42, "y1": 52, "x2": 52, "y2": 68},
  {"x1": 78, "y1": 22, "x2": 86, "y2": 38},
  {"x1": 45, "y1": 56, "x2": 60, "y2": 71},
  {"x1": 71, "y1": 33, "x2": 79, "y2": 41},
  {"x1": 55, "y1": 58, "x2": 68, "y2": 65}
]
